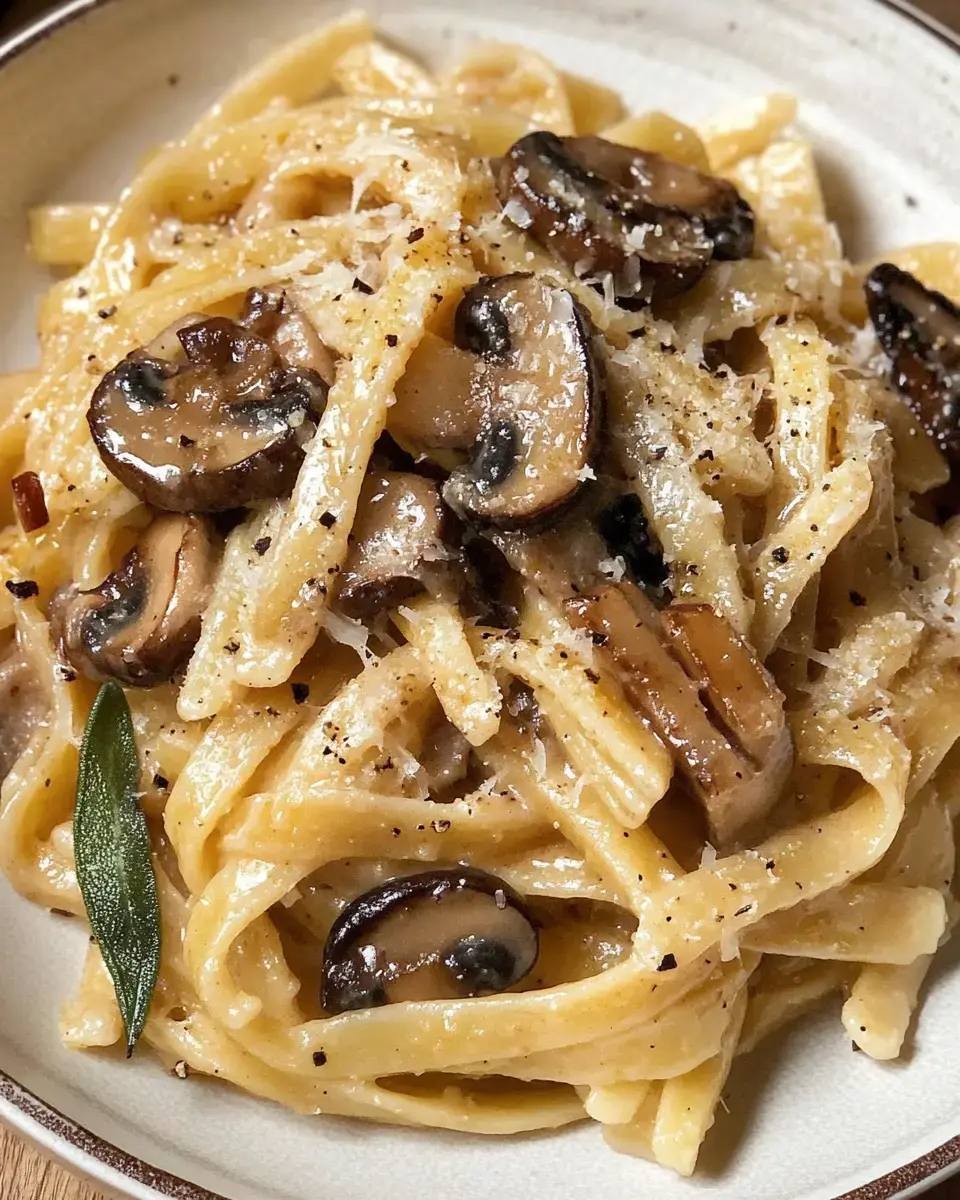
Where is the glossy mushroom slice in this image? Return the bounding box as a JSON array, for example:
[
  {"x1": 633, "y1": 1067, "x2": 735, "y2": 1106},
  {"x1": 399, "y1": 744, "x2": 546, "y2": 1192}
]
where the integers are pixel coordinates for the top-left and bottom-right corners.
[
  {"x1": 564, "y1": 136, "x2": 755, "y2": 261},
  {"x1": 566, "y1": 584, "x2": 792, "y2": 846},
  {"x1": 337, "y1": 471, "x2": 457, "y2": 619},
  {"x1": 865, "y1": 263, "x2": 960, "y2": 468},
  {"x1": 88, "y1": 290, "x2": 331, "y2": 513},
  {"x1": 321, "y1": 867, "x2": 539, "y2": 1012},
  {"x1": 443, "y1": 274, "x2": 603, "y2": 529},
  {"x1": 661, "y1": 604, "x2": 792, "y2": 771},
  {"x1": 50, "y1": 514, "x2": 218, "y2": 687},
  {"x1": 239, "y1": 286, "x2": 337, "y2": 385},
  {"x1": 496, "y1": 131, "x2": 714, "y2": 304}
]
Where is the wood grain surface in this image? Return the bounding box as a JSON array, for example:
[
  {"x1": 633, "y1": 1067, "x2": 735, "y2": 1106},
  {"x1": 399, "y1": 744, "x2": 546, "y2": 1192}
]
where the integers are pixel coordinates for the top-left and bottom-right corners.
[{"x1": 1, "y1": 0, "x2": 960, "y2": 1196}]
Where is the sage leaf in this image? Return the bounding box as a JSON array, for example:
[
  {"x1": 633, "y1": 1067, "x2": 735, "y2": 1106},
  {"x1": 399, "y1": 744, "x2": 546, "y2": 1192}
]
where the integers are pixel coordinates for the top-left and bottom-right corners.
[{"x1": 74, "y1": 680, "x2": 160, "y2": 1056}]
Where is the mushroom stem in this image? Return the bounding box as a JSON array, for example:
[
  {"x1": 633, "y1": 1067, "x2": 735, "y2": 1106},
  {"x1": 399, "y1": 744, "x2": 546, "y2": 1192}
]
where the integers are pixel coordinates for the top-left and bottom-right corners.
[{"x1": 566, "y1": 584, "x2": 792, "y2": 846}]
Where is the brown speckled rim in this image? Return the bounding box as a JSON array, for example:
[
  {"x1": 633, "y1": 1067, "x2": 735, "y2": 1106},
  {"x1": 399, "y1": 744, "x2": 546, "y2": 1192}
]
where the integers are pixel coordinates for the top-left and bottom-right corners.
[
  {"x1": 0, "y1": 1069, "x2": 226, "y2": 1199},
  {"x1": 0, "y1": 0, "x2": 959, "y2": 1198}
]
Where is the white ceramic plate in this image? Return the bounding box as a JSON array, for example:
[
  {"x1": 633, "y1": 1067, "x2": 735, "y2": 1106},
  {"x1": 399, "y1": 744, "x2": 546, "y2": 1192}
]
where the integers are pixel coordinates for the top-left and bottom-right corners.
[{"x1": 1, "y1": 1, "x2": 960, "y2": 1197}]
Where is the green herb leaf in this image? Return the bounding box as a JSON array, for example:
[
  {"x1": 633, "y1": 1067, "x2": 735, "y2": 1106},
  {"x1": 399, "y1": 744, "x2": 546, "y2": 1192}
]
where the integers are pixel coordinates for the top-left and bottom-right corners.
[{"x1": 74, "y1": 681, "x2": 160, "y2": 1056}]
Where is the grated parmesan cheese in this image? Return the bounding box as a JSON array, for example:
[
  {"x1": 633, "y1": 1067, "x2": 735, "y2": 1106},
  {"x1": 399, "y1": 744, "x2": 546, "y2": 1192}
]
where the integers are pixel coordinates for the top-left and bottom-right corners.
[
  {"x1": 720, "y1": 925, "x2": 741, "y2": 962},
  {"x1": 599, "y1": 556, "x2": 627, "y2": 582},
  {"x1": 528, "y1": 737, "x2": 547, "y2": 778},
  {"x1": 323, "y1": 609, "x2": 373, "y2": 662},
  {"x1": 501, "y1": 199, "x2": 533, "y2": 229}
]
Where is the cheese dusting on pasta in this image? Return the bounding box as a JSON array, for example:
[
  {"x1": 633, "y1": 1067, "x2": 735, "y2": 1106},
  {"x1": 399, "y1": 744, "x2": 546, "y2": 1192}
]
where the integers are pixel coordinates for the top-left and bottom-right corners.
[{"x1": 1, "y1": 11, "x2": 959, "y2": 1177}]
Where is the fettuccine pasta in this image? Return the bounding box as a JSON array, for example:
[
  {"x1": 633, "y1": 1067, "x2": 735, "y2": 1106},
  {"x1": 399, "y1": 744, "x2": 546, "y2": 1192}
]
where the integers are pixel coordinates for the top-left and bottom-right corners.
[{"x1": 1, "y1": 12, "x2": 959, "y2": 1178}]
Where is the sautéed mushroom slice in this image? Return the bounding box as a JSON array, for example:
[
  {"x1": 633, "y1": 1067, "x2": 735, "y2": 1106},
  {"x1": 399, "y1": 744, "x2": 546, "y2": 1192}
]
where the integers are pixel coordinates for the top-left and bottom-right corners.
[
  {"x1": 390, "y1": 275, "x2": 604, "y2": 530},
  {"x1": 496, "y1": 132, "x2": 755, "y2": 304},
  {"x1": 443, "y1": 274, "x2": 604, "y2": 529},
  {"x1": 337, "y1": 471, "x2": 459, "y2": 619},
  {"x1": 321, "y1": 867, "x2": 538, "y2": 1012},
  {"x1": 865, "y1": 263, "x2": 960, "y2": 470},
  {"x1": 50, "y1": 515, "x2": 219, "y2": 687},
  {"x1": 89, "y1": 287, "x2": 332, "y2": 512},
  {"x1": 566, "y1": 584, "x2": 791, "y2": 845}
]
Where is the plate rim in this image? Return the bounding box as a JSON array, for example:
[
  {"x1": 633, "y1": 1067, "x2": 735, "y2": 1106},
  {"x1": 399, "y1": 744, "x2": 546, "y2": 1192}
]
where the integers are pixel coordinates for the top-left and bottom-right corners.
[{"x1": 0, "y1": 0, "x2": 959, "y2": 1197}]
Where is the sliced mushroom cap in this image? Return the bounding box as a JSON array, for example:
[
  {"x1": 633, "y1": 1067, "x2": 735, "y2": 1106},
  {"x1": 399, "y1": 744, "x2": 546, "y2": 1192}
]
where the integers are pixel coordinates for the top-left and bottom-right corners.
[
  {"x1": 443, "y1": 274, "x2": 603, "y2": 529},
  {"x1": 50, "y1": 514, "x2": 218, "y2": 687},
  {"x1": 89, "y1": 289, "x2": 331, "y2": 513},
  {"x1": 564, "y1": 137, "x2": 755, "y2": 262},
  {"x1": 865, "y1": 263, "x2": 960, "y2": 468},
  {"x1": 337, "y1": 471, "x2": 456, "y2": 619},
  {"x1": 566, "y1": 585, "x2": 792, "y2": 846},
  {"x1": 496, "y1": 131, "x2": 714, "y2": 304},
  {"x1": 321, "y1": 866, "x2": 539, "y2": 1012}
]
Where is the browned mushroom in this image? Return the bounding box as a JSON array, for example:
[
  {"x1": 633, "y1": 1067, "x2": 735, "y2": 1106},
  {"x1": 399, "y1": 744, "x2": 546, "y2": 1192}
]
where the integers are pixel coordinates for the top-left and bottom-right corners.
[
  {"x1": 337, "y1": 471, "x2": 457, "y2": 619},
  {"x1": 496, "y1": 132, "x2": 716, "y2": 304},
  {"x1": 566, "y1": 584, "x2": 792, "y2": 845},
  {"x1": 321, "y1": 867, "x2": 539, "y2": 1012},
  {"x1": 239, "y1": 286, "x2": 337, "y2": 385},
  {"x1": 442, "y1": 274, "x2": 603, "y2": 529},
  {"x1": 50, "y1": 515, "x2": 218, "y2": 687},
  {"x1": 563, "y1": 136, "x2": 755, "y2": 262},
  {"x1": 865, "y1": 263, "x2": 960, "y2": 469},
  {"x1": 88, "y1": 289, "x2": 332, "y2": 513}
]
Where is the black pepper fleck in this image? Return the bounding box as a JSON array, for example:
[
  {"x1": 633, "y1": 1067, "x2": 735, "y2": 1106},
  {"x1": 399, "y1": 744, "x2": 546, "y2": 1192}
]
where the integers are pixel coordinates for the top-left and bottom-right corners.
[{"x1": 5, "y1": 580, "x2": 39, "y2": 599}]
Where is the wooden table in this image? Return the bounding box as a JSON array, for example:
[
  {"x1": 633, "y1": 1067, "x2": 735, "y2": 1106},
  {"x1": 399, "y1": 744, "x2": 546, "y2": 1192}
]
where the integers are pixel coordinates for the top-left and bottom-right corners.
[{"x1": 2, "y1": 0, "x2": 960, "y2": 1196}]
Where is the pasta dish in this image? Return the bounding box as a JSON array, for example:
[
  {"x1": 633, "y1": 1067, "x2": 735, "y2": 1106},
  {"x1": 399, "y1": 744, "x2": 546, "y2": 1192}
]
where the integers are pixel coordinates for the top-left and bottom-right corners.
[{"x1": 2, "y1": 11, "x2": 960, "y2": 1177}]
